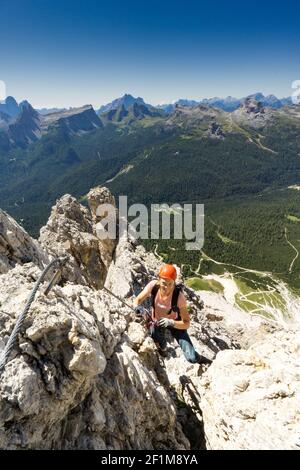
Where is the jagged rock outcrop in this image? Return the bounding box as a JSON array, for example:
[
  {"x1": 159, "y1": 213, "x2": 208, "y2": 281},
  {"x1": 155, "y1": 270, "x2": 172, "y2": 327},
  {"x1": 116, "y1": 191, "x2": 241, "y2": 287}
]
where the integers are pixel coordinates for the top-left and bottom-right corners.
[
  {"x1": 0, "y1": 259, "x2": 189, "y2": 449},
  {"x1": 0, "y1": 190, "x2": 209, "y2": 449},
  {"x1": 232, "y1": 97, "x2": 273, "y2": 129},
  {"x1": 0, "y1": 208, "x2": 49, "y2": 274},
  {"x1": 0, "y1": 195, "x2": 189, "y2": 449},
  {"x1": 39, "y1": 194, "x2": 106, "y2": 289},
  {"x1": 87, "y1": 186, "x2": 117, "y2": 269},
  {"x1": 0, "y1": 186, "x2": 238, "y2": 449},
  {"x1": 1, "y1": 185, "x2": 299, "y2": 450}
]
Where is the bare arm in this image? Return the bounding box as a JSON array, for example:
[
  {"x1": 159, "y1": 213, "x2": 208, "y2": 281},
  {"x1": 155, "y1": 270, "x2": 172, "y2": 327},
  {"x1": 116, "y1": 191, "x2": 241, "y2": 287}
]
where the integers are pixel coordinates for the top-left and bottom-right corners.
[{"x1": 173, "y1": 306, "x2": 190, "y2": 330}]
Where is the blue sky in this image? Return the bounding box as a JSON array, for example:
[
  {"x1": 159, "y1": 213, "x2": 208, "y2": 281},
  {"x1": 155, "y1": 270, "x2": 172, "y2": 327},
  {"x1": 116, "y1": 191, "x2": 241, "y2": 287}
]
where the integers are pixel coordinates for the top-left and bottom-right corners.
[{"x1": 1, "y1": 0, "x2": 300, "y2": 107}]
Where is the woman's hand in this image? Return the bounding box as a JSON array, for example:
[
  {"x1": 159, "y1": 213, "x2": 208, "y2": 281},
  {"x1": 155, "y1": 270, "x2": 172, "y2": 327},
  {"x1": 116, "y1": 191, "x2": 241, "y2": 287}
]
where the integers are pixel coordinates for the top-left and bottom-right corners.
[{"x1": 157, "y1": 318, "x2": 175, "y2": 328}]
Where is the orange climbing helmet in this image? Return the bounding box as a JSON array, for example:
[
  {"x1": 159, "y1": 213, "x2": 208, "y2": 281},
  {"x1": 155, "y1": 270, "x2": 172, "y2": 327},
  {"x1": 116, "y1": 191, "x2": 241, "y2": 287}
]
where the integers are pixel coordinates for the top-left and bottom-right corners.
[{"x1": 158, "y1": 263, "x2": 177, "y2": 280}]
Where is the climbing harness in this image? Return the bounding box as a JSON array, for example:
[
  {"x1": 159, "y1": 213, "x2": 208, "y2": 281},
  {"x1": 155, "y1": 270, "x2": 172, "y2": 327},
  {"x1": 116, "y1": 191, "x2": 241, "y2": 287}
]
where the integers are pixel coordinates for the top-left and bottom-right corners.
[{"x1": 0, "y1": 256, "x2": 68, "y2": 372}]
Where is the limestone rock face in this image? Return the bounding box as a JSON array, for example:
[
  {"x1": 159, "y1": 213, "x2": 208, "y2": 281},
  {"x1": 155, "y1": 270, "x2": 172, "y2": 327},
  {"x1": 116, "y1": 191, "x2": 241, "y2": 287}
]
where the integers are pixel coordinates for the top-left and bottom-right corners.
[
  {"x1": 87, "y1": 186, "x2": 116, "y2": 222},
  {"x1": 1, "y1": 185, "x2": 299, "y2": 450},
  {"x1": 232, "y1": 97, "x2": 273, "y2": 129},
  {"x1": 0, "y1": 187, "x2": 210, "y2": 449},
  {"x1": 199, "y1": 328, "x2": 300, "y2": 450},
  {"x1": 0, "y1": 209, "x2": 49, "y2": 274},
  {"x1": 39, "y1": 194, "x2": 106, "y2": 289},
  {"x1": 0, "y1": 256, "x2": 188, "y2": 449},
  {"x1": 86, "y1": 186, "x2": 117, "y2": 270}
]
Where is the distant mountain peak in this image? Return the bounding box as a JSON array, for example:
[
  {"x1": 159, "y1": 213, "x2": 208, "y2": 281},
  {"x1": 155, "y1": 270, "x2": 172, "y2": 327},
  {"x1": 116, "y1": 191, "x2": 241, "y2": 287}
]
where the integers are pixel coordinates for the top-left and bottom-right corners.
[
  {"x1": 123, "y1": 93, "x2": 143, "y2": 101},
  {"x1": 98, "y1": 94, "x2": 147, "y2": 114},
  {"x1": 19, "y1": 100, "x2": 37, "y2": 115},
  {"x1": 5, "y1": 96, "x2": 18, "y2": 106},
  {"x1": 20, "y1": 100, "x2": 32, "y2": 108},
  {"x1": 40, "y1": 105, "x2": 102, "y2": 134},
  {"x1": 101, "y1": 100, "x2": 164, "y2": 124},
  {"x1": 157, "y1": 92, "x2": 291, "y2": 114},
  {"x1": 0, "y1": 102, "x2": 102, "y2": 151},
  {"x1": 0, "y1": 96, "x2": 21, "y2": 118}
]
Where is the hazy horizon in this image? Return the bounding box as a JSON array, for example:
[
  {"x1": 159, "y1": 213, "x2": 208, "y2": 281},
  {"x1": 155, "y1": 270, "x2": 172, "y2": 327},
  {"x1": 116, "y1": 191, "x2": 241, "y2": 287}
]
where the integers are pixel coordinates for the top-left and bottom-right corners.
[{"x1": 0, "y1": 89, "x2": 295, "y2": 110}]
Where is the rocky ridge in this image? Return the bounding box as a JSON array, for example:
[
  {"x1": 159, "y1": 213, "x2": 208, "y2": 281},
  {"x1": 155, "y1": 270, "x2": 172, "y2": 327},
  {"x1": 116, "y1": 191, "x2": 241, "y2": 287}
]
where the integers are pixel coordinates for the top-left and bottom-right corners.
[{"x1": 0, "y1": 186, "x2": 299, "y2": 449}]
